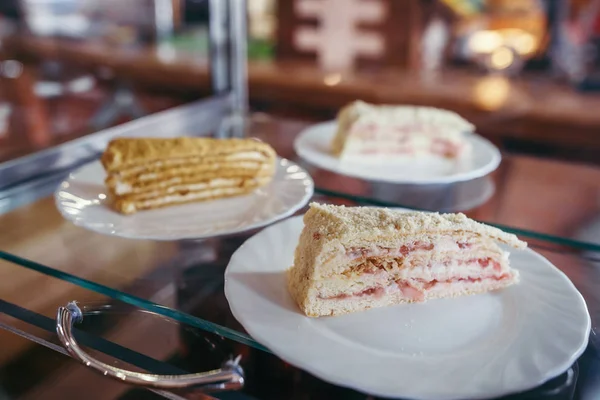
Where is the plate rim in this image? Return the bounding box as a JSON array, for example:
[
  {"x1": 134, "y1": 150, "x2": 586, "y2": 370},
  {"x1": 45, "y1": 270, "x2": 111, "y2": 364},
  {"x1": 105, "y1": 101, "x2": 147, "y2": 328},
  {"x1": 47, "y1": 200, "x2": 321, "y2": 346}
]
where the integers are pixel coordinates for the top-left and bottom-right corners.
[
  {"x1": 54, "y1": 157, "x2": 315, "y2": 241},
  {"x1": 225, "y1": 214, "x2": 591, "y2": 400},
  {"x1": 294, "y1": 121, "x2": 502, "y2": 184}
]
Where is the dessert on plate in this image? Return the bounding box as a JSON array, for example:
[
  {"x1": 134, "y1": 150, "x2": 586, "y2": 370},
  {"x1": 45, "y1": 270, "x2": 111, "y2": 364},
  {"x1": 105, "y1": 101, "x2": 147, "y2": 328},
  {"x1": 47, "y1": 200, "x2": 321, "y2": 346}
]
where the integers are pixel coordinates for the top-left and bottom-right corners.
[
  {"x1": 331, "y1": 100, "x2": 474, "y2": 161},
  {"x1": 101, "y1": 137, "x2": 276, "y2": 214},
  {"x1": 287, "y1": 203, "x2": 526, "y2": 317}
]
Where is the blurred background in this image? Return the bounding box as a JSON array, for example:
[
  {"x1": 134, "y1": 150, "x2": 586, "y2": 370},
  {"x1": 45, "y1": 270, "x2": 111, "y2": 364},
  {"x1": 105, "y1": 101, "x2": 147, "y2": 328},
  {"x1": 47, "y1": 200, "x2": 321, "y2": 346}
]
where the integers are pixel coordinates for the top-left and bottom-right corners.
[
  {"x1": 1, "y1": 0, "x2": 600, "y2": 168},
  {"x1": 1, "y1": 2, "x2": 600, "y2": 399}
]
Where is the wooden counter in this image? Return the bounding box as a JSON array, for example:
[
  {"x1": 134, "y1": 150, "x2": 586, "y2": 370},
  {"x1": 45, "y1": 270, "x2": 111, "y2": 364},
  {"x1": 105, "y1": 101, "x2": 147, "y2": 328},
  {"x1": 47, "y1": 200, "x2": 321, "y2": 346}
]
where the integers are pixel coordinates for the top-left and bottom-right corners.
[{"x1": 4, "y1": 35, "x2": 600, "y2": 162}]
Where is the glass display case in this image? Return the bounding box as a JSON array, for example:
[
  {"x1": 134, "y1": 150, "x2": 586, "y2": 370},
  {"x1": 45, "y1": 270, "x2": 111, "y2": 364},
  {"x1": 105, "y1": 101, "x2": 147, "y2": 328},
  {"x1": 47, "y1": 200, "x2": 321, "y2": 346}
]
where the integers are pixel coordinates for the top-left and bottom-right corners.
[{"x1": 0, "y1": 1, "x2": 599, "y2": 399}]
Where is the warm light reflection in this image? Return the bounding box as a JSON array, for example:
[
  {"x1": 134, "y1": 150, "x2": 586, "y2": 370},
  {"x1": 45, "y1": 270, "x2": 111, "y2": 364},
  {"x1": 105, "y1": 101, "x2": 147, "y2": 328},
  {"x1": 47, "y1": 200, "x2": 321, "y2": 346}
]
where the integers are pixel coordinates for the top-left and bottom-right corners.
[
  {"x1": 473, "y1": 76, "x2": 510, "y2": 111},
  {"x1": 490, "y1": 47, "x2": 514, "y2": 70},
  {"x1": 468, "y1": 29, "x2": 538, "y2": 58},
  {"x1": 324, "y1": 73, "x2": 342, "y2": 86},
  {"x1": 468, "y1": 30, "x2": 503, "y2": 54},
  {"x1": 98, "y1": 193, "x2": 107, "y2": 200},
  {"x1": 502, "y1": 29, "x2": 536, "y2": 55}
]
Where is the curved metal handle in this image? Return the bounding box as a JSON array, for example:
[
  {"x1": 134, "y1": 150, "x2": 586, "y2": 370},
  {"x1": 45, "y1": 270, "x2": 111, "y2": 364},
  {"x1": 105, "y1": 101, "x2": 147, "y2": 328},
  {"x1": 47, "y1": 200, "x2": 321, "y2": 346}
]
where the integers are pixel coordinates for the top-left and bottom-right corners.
[{"x1": 56, "y1": 302, "x2": 244, "y2": 392}]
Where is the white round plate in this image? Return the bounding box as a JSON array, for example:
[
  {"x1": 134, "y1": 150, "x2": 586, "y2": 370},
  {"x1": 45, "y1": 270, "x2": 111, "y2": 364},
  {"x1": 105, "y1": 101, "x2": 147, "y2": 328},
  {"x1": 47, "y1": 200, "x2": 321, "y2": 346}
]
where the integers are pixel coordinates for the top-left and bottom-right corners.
[
  {"x1": 225, "y1": 215, "x2": 591, "y2": 400},
  {"x1": 55, "y1": 158, "x2": 314, "y2": 240},
  {"x1": 294, "y1": 121, "x2": 501, "y2": 184}
]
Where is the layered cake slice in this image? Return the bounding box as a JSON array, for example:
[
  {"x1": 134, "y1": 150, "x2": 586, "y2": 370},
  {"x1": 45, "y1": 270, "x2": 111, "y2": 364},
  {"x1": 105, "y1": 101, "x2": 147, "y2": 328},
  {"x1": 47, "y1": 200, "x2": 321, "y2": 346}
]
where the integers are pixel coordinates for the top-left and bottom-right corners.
[
  {"x1": 101, "y1": 137, "x2": 276, "y2": 214},
  {"x1": 287, "y1": 203, "x2": 526, "y2": 317},
  {"x1": 331, "y1": 101, "x2": 474, "y2": 160}
]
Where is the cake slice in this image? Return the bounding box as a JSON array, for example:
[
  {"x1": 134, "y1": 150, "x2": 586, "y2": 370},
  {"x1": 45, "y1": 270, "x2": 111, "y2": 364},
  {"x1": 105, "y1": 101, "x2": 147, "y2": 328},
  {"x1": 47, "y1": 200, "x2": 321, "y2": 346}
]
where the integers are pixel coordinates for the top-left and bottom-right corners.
[
  {"x1": 287, "y1": 203, "x2": 526, "y2": 317},
  {"x1": 101, "y1": 137, "x2": 276, "y2": 214},
  {"x1": 331, "y1": 101, "x2": 474, "y2": 160}
]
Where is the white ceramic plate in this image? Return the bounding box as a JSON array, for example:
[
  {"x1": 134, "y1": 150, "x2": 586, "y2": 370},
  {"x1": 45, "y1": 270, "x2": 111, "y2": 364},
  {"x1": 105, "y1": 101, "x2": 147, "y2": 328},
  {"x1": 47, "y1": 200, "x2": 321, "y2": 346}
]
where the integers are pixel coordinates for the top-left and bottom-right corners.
[
  {"x1": 55, "y1": 158, "x2": 314, "y2": 240},
  {"x1": 294, "y1": 121, "x2": 501, "y2": 184},
  {"x1": 225, "y1": 215, "x2": 591, "y2": 400}
]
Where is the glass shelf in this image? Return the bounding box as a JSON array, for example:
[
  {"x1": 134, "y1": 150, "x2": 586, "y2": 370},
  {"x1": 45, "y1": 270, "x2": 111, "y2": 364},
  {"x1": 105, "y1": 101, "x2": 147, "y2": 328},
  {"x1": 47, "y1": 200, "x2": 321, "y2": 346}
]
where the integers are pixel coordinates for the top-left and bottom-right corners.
[
  {"x1": 0, "y1": 112, "x2": 599, "y2": 399},
  {"x1": 1, "y1": 212, "x2": 599, "y2": 399}
]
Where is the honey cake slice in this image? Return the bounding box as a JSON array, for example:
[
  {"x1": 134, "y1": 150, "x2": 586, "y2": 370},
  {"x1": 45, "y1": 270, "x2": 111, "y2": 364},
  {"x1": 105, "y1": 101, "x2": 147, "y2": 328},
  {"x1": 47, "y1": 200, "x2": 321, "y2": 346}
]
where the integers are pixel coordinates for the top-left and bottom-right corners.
[
  {"x1": 331, "y1": 101, "x2": 474, "y2": 160},
  {"x1": 101, "y1": 137, "x2": 276, "y2": 214},
  {"x1": 287, "y1": 203, "x2": 526, "y2": 317}
]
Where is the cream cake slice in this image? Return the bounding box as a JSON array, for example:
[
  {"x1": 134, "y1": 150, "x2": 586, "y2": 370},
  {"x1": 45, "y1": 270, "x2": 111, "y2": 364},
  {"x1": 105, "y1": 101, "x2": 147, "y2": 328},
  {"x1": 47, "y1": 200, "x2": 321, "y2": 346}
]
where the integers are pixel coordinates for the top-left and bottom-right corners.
[
  {"x1": 287, "y1": 203, "x2": 526, "y2": 317},
  {"x1": 101, "y1": 137, "x2": 276, "y2": 214},
  {"x1": 331, "y1": 101, "x2": 474, "y2": 161}
]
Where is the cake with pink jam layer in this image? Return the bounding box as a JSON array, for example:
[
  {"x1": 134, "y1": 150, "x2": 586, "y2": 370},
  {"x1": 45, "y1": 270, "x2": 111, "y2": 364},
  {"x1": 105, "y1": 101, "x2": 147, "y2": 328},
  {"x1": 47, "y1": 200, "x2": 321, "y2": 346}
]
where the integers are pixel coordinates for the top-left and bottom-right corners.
[
  {"x1": 331, "y1": 101, "x2": 474, "y2": 161},
  {"x1": 287, "y1": 203, "x2": 526, "y2": 317}
]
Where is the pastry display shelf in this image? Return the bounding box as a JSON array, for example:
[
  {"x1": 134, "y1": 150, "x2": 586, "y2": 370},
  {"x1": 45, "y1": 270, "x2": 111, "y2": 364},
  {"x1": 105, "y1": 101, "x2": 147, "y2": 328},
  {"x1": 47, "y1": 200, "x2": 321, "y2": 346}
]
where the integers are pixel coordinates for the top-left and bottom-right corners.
[
  {"x1": 0, "y1": 110, "x2": 599, "y2": 398},
  {"x1": 0, "y1": 0, "x2": 599, "y2": 396}
]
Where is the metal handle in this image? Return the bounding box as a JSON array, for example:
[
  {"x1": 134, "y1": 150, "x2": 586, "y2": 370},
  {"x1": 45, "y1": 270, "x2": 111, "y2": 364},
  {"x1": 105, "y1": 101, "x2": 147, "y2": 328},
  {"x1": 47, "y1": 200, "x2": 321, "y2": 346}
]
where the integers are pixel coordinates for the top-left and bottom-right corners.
[{"x1": 56, "y1": 302, "x2": 244, "y2": 392}]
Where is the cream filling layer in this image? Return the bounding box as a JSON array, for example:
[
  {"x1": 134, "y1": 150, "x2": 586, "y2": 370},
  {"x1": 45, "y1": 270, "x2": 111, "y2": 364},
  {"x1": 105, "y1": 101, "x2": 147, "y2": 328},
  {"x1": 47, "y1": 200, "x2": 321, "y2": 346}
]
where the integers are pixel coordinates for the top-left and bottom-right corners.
[
  {"x1": 316, "y1": 256, "x2": 513, "y2": 299},
  {"x1": 136, "y1": 162, "x2": 266, "y2": 181},
  {"x1": 349, "y1": 104, "x2": 474, "y2": 132},
  {"x1": 319, "y1": 238, "x2": 499, "y2": 279},
  {"x1": 115, "y1": 151, "x2": 269, "y2": 176},
  {"x1": 112, "y1": 164, "x2": 272, "y2": 195},
  {"x1": 115, "y1": 161, "x2": 268, "y2": 182},
  {"x1": 341, "y1": 137, "x2": 470, "y2": 159},
  {"x1": 116, "y1": 177, "x2": 246, "y2": 196},
  {"x1": 318, "y1": 271, "x2": 517, "y2": 302},
  {"x1": 136, "y1": 187, "x2": 250, "y2": 208},
  {"x1": 346, "y1": 237, "x2": 462, "y2": 259},
  {"x1": 122, "y1": 177, "x2": 270, "y2": 202},
  {"x1": 340, "y1": 121, "x2": 471, "y2": 159}
]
